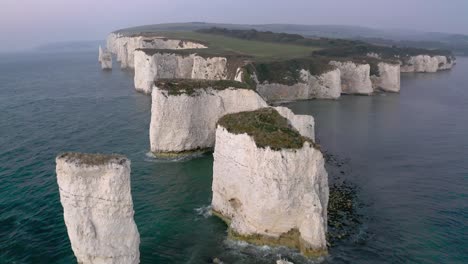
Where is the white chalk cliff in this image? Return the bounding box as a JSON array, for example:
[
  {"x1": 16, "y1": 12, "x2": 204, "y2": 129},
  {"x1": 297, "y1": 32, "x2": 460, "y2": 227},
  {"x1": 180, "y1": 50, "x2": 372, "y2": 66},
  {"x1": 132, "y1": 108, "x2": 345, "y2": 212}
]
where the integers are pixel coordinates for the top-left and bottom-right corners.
[
  {"x1": 211, "y1": 112, "x2": 328, "y2": 256},
  {"x1": 435, "y1": 55, "x2": 455, "y2": 71},
  {"x1": 56, "y1": 153, "x2": 140, "y2": 264},
  {"x1": 371, "y1": 62, "x2": 400, "y2": 92},
  {"x1": 150, "y1": 85, "x2": 267, "y2": 155},
  {"x1": 329, "y1": 61, "x2": 373, "y2": 95},
  {"x1": 134, "y1": 50, "x2": 239, "y2": 94},
  {"x1": 256, "y1": 68, "x2": 342, "y2": 102},
  {"x1": 400, "y1": 55, "x2": 454, "y2": 73},
  {"x1": 106, "y1": 33, "x2": 207, "y2": 69},
  {"x1": 98, "y1": 46, "x2": 103, "y2": 62}
]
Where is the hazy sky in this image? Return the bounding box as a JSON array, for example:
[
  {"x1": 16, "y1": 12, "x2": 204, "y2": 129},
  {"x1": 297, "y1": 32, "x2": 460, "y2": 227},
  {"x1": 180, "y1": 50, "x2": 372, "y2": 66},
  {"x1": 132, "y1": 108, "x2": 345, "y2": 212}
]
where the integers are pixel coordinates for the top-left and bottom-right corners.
[{"x1": 1, "y1": 0, "x2": 467, "y2": 51}]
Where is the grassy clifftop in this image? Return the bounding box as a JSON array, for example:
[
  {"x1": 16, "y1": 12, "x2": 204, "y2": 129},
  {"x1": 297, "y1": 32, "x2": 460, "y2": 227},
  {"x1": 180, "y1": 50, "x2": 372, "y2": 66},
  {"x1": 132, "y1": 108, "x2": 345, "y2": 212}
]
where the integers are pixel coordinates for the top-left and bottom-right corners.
[
  {"x1": 133, "y1": 30, "x2": 321, "y2": 61},
  {"x1": 218, "y1": 108, "x2": 313, "y2": 150},
  {"x1": 155, "y1": 79, "x2": 250, "y2": 96}
]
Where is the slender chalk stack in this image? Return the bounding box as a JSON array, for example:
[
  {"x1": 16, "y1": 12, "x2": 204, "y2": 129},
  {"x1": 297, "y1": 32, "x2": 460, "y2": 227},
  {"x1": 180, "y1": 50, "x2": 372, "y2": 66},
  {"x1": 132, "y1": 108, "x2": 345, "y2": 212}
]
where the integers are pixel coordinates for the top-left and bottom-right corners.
[{"x1": 56, "y1": 153, "x2": 140, "y2": 264}]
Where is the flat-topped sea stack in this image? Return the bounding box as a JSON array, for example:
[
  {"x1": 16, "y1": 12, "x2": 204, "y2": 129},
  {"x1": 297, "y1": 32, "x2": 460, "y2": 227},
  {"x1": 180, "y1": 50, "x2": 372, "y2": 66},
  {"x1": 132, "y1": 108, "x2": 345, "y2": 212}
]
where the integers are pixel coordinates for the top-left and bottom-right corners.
[
  {"x1": 250, "y1": 59, "x2": 342, "y2": 102},
  {"x1": 106, "y1": 32, "x2": 207, "y2": 69},
  {"x1": 56, "y1": 153, "x2": 140, "y2": 264},
  {"x1": 329, "y1": 60, "x2": 373, "y2": 95},
  {"x1": 370, "y1": 60, "x2": 401, "y2": 92},
  {"x1": 211, "y1": 108, "x2": 328, "y2": 257},
  {"x1": 134, "y1": 49, "x2": 246, "y2": 94},
  {"x1": 150, "y1": 79, "x2": 267, "y2": 157}
]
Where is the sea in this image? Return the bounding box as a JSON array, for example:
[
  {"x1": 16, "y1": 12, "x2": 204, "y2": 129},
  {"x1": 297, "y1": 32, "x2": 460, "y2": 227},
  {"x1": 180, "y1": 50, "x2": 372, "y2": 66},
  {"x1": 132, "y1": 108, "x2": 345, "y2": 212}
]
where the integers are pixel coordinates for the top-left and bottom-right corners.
[{"x1": 0, "y1": 49, "x2": 466, "y2": 263}]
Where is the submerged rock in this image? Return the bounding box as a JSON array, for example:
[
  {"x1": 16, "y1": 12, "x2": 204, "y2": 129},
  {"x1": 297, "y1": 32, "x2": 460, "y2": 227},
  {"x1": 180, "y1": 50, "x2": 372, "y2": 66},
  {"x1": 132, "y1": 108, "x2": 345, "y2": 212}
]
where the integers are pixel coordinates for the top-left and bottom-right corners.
[
  {"x1": 211, "y1": 108, "x2": 328, "y2": 257},
  {"x1": 330, "y1": 61, "x2": 373, "y2": 95},
  {"x1": 150, "y1": 80, "x2": 267, "y2": 157},
  {"x1": 56, "y1": 152, "x2": 140, "y2": 264}
]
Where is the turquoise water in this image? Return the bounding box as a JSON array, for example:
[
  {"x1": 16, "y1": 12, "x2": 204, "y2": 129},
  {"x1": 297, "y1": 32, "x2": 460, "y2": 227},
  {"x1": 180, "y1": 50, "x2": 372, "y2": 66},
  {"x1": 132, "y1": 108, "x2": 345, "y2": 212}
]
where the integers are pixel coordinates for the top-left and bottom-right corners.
[{"x1": 0, "y1": 51, "x2": 466, "y2": 263}]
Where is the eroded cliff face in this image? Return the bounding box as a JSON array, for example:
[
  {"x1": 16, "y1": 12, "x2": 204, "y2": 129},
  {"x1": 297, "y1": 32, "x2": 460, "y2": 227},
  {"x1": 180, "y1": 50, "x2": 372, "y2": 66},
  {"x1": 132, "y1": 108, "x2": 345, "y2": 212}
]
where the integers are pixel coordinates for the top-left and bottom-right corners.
[
  {"x1": 371, "y1": 62, "x2": 400, "y2": 92},
  {"x1": 106, "y1": 33, "x2": 207, "y2": 69},
  {"x1": 329, "y1": 61, "x2": 373, "y2": 95},
  {"x1": 256, "y1": 68, "x2": 341, "y2": 102},
  {"x1": 400, "y1": 55, "x2": 439, "y2": 73},
  {"x1": 399, "y1": 55, "x2": 454, "y2": 73},
  {"x1": 211, "y1": 125, "x2": 329, "y2": 256},
  {"x1": 134, "y1": 51, "x2": 237, "y2": 94},
  {"x1": 435, "y1": 55, "x2": 455, "y2": 71},
  {"x1": 150, "y1": 87, "x2": 267, "y2": 155},
  {"x1": 56, "y1": 153, "x2": 140, "y2": 264}
]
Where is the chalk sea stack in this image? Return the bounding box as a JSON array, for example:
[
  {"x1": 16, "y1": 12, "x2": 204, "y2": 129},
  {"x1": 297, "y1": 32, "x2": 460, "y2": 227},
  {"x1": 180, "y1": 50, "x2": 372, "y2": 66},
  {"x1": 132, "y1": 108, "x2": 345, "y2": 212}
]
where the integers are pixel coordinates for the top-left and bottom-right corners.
[
  {"x1": 211, "y1": 108, "x2": 329, "y2": 257},
  {"x1": 56, "y1": 153, "x2": 140, "y2": 264},
  {"x1": 149, "y1": 79, "x2": 267, "y2": 158},
  {"x1": 371, "y1": 61, "x2": 401, "y2": 92},
  {"x1": 329, "y1": 60, "x2": 373, "y2": 95},
  {"x1": 100, "y1": 49, "x2": 112, "y2": 70}
]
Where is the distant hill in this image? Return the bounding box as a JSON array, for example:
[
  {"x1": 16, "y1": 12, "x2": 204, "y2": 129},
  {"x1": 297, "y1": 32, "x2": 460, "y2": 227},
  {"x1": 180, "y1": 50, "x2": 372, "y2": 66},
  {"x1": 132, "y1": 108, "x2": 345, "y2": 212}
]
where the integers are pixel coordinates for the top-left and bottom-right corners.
[{"x1": 116, "y1": 22, "x2": 468, "y2": 55}]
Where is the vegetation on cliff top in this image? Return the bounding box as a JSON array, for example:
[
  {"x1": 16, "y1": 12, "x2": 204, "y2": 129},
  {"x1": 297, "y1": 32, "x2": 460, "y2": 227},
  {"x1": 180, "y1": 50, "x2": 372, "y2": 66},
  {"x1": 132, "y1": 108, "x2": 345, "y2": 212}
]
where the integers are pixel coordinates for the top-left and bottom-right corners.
[
  {"x1": 244, "y1": 57, "x2": 335, "y2": 86},
  {"x1": 218, "y1": 108, "x2": 314, "y2": 150},
  {"x1": 197, "y1": 27, "x2": 453, "y2": 62},
  {"x1": 136, "y1": 30, "x2": 321, "y2": 61},
  {"x1": 57, "y1": 152, "x2": 127, "y2": 166},
  {"x1": 134, "y1": 27, "x2": 453, "y2": 85},
  {"x1": 155, "y1": 79, "x2": 250, "y2": 96}
]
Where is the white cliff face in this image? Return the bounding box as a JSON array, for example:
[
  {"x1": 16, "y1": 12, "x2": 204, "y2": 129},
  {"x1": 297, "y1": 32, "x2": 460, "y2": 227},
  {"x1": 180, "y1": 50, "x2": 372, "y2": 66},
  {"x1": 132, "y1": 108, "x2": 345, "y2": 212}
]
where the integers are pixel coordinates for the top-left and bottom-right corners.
[
  {"x1": 400, "y1": 55, "x2": 439, "y2": 73},
  {"x1": 234, "y1": 68, "x2": 244, "y2": 82},
  {"x1": 106, "y1": 33, "x2": 207, "y2": 69},
  {"x1": 56, "y1": 153, "x2": 140, "y2": 264},
  {"x1": 256, "y1": 68, "x2": 341, "y2": 102},
  {"x1": 435, "y1": 55, "x2": 455, "y2": 70},
  {"x1": 371, "y1": 62, "x2": 400, "y2": 92},
  {"x1": 150, "y1": 87, "x2": 267, "y2": 154},
  {"x1": 134, "y1": 51, "x2": 236, "y2": 94},
  {"x1": 211, "y1": 126, "x2": 329, "y2": 256},
  {"x1": 400, "y1": 55, "x2": 455, "y2": 72},
  {"x1": 274, "y1": 106, "x2": 315, "y2": 141},
  {"x1": 329, "y1": 61, "x2": 373, "y2": 95},
  {"x1": 192, "y1": 56, "x2": 228, "y2": 79},
  {"x1": 98, "y1": 46, "x2": 103, "y2": 62},
  {"x1": 100, "y1": 49, "x2": 113, "y2": 70}
]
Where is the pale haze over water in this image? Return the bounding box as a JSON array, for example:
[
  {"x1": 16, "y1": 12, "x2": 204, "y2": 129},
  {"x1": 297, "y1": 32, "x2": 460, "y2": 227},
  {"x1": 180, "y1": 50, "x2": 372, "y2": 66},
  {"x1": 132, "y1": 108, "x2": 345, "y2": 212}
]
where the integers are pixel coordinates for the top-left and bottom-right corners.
[{"x1": 1, "y1": 0, "x2": 468, "y2": 51}]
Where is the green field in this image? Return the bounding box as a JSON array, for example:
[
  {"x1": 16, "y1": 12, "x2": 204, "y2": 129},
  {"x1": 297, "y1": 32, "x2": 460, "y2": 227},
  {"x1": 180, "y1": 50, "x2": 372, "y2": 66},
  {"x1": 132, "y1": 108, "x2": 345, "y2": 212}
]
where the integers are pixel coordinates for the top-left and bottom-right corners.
[{"x1": 152, "y1": 31, "x2": 322, "y2": 61}]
